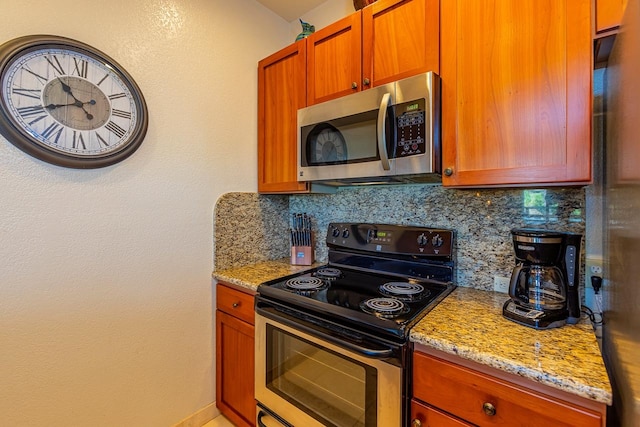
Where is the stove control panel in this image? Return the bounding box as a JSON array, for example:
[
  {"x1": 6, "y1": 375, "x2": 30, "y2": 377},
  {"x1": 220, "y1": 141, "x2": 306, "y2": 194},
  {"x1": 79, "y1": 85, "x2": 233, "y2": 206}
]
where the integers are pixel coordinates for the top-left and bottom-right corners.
[{"x1": 326, "y1": 222, "x2": 453, "y2": 257}]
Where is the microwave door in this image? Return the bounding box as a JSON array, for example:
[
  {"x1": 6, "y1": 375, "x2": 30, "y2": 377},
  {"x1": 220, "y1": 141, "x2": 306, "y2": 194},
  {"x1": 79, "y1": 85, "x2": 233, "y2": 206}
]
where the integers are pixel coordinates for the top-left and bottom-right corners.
[{"x1": 298, "y1": 83, "x2": 397, "y2": 183}]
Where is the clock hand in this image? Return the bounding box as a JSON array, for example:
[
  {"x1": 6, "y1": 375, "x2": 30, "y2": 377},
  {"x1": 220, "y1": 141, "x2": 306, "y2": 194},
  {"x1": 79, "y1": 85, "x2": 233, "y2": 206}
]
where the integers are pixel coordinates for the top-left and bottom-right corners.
[
  {"x1": 45, "y1": 102, "x2": 76, "y2": 110},
  {"x1": 45, "y1": 99, "x2": 97, "y2": 110},
  {"x1": 56, "y1": 77, "x2": 96, "y2": 119},
  {"x1": 81, "y1": 106, "x2": 94, "y2": 120}
]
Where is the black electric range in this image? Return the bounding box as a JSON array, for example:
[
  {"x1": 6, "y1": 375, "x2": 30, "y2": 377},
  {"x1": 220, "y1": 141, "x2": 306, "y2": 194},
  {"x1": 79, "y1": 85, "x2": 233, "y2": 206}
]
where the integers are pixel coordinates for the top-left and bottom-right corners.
[{"x1": 256, "y1": 222, "x2": 456, "y2": 344}]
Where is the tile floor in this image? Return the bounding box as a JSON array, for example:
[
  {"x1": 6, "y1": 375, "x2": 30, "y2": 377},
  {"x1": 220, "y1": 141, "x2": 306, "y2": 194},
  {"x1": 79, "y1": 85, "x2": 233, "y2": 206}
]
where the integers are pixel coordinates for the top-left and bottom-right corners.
[{"x1": 202, "y1": 414, "x2": 235, "y2": 427}]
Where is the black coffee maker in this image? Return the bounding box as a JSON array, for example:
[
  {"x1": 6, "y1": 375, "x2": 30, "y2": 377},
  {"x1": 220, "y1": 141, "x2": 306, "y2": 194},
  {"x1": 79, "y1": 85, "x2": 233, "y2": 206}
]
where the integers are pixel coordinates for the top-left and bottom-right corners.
[{"x1": 502, "y1": 228, "x2": 582, "y2": 329}]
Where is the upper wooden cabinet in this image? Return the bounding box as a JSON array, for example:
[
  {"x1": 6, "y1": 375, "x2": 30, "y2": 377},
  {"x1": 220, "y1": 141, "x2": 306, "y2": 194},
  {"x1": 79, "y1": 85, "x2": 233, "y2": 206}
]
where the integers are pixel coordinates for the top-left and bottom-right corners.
[
  {"x1": 307, "y1": 13, "x2": 362, "y2": 105},
  {"x1": 258, "y1": 42, "x2": 309, "y2": 193},
  {"x1": 362, "y1": 0, "x2": 439, "y2": 87},
  {"x1": 596, "y1": 0, "x2": 626, "y2": 34},
  {"x1": 307, "y1": 0, "x2": 439, "y2": 105},
  {"x1": 441, "y1": 0, "x2": 592, "y2": 187}
]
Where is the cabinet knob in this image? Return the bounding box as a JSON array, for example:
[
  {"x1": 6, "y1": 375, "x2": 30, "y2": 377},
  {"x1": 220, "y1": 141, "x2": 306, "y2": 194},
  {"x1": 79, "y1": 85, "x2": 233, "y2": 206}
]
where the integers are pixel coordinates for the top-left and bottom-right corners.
[
  {"x1": 351, "y1": 81, "x2": 358, "y2": 89},
  {"x1": 444, "y1": 167, "x2": 454, "y2": 176},
  {"x1": 482, "y1": 402, "x2": 497, "y2": 416},
  {"x1": 363, "y1": 78, "x2": 371, "y2": 86},
  {"x1": 411, "y1": 419, "x2": 422, "y2": 427},
  {"x1": 232, "y1": 302, "x2": 240, "y2": 308}
]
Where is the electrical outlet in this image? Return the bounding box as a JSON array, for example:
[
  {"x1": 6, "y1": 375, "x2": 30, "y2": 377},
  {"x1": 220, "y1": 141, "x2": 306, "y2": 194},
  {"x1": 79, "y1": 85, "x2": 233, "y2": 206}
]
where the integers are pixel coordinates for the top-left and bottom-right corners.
[
  {"x1": 586, "y1": 256, "x2": 604, "y2": 289},
  {"x1": 493, "y1": 276, "x2": 510, "y2": 293}
]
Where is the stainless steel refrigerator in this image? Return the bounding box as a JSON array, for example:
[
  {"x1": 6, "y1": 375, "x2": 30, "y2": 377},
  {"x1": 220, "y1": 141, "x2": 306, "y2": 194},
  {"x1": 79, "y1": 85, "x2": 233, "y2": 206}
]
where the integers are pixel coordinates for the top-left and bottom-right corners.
[{"x1": 603, "y1": 0, "x2": 640, "y2": 425}]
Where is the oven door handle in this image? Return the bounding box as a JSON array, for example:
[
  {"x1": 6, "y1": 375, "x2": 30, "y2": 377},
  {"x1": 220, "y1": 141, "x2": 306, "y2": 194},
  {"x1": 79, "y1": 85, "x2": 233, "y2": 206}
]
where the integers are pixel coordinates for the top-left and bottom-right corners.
[
  {"x1": 257, "y1": 411, "x2": 267, "y2": 427},
  {"x1": 257, "y1": 305, "x2": 396, "y2": 358}
]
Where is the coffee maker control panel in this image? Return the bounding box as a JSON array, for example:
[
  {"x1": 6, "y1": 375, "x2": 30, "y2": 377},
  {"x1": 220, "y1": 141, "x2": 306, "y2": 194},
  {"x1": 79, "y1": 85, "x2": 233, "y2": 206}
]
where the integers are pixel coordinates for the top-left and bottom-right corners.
[{"x1": 565, "y1": 245, "x2": 577, "y2": 287}]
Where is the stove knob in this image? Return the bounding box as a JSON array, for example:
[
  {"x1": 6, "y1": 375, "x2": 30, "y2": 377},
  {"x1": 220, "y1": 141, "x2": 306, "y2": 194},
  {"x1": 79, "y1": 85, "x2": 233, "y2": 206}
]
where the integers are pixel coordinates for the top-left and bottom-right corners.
[
  {"x1": 417, "y1": 233, "x2": 428, "y2": 246},
  {"x1": 432, "y1": 234, "x2": 444, "y2": 247},
  {"x1": 342, "y1": 229, "x2": 350, "y2": 238},
  {"x1": 331, "y1": 227, "x2": 340, "y2": 238}
]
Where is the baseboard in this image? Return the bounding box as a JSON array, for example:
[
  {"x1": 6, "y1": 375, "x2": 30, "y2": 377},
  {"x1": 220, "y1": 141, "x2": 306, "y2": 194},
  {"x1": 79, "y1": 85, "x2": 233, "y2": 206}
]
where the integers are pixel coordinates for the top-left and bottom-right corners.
[{"x1": 172, "y1": 402, "x2": 220, "y2": 427}]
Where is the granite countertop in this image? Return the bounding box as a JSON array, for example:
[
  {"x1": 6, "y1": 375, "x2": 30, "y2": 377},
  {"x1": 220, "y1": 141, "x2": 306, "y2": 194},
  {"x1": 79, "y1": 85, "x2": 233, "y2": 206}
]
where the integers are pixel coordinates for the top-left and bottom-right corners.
[
  {"x1": 411, "y1": 287, "x2": 612, "y2": 405},
  {"x1": 212, "y1": 258, "x2": 321, "y2": 292},
  {"x1": 212, "y1": 260, "x2": 612, "y2": 406}
]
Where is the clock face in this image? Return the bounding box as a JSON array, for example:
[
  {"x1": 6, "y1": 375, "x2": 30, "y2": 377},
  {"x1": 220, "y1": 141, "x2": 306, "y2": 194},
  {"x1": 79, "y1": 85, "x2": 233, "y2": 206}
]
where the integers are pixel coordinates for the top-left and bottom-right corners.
[{"x1": 0, "y1": 35, "x2": 148, "y2": 168}]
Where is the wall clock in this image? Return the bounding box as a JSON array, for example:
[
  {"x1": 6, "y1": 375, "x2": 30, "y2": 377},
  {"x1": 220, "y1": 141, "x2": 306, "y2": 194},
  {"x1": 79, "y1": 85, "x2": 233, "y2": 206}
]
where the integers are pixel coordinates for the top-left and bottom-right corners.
[
  {"x1": 0, "y1": 35, "x2": 148, "y2": 168},
  {"x1": 306, "y1": 123, "x2": 347, "y2": 164}
]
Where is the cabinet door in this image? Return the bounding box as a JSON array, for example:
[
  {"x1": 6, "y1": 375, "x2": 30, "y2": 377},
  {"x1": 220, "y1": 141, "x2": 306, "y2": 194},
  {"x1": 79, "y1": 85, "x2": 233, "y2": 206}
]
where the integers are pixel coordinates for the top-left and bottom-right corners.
[
  {"x1": 596, "y1": 0, "x2": 626, "y2": 34},
  {"x1": 411, "y1": 400, "x2": 472, "y2": 427},
  {"x1": 362, "y1": 0, "x2": 439, "y2": 87},
  {"x1": 258, "y1": 41, "x2": 308, "y2": 193},
  {"x1": 216, "y1": 309, "x2": 255, "y2": 427},
  {"x1": 307, "y1": 13, "x2": 362, "y2": 105},
  {"x1": 441, "y1": 0, "x2": 591, "y2": 187}
]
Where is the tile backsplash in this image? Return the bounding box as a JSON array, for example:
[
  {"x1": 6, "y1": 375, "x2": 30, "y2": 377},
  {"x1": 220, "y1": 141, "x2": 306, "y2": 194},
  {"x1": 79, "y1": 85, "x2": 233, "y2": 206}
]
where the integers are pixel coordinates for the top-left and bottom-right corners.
[{"x1": 214, "y1": 185, "x2": 585, "y2": 291}]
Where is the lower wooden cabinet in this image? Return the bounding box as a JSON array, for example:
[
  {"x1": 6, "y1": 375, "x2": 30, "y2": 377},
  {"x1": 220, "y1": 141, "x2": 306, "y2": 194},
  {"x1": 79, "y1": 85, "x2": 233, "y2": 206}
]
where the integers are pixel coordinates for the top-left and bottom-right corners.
[
  {"x1": 216, "y1": 283, "x2": 255, "y2": 427},
  {"x1": 412, "y1": 349, "x2": 606, "y2": 427},
  {"x1": 411, "y1": 399, "x2": 472, "y2": 426}
]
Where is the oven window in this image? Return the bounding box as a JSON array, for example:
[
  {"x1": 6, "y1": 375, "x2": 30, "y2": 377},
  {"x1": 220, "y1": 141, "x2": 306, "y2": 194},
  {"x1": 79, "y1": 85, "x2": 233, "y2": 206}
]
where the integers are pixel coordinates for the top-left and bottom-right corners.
[{"x1": 266, "y1": 325, "x2": 377, "y2": 427}]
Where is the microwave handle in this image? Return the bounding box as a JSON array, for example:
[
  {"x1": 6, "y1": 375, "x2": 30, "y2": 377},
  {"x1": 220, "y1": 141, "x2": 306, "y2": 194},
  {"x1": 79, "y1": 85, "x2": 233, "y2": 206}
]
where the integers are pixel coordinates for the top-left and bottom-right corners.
[{"x1": 377, "y1": 92, "x2": 392, "y2": 171}]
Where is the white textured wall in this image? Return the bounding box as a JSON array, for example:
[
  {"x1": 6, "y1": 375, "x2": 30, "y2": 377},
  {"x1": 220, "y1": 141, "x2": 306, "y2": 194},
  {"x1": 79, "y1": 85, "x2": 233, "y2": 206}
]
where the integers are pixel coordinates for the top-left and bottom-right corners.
[{"x1": 0, "y1": 1, "x2": 289, "y2": 425}]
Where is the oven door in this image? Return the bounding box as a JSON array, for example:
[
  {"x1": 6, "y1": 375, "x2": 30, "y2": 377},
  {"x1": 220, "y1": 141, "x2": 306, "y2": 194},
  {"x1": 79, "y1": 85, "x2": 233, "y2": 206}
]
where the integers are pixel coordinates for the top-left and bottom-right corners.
[{"x1": 255, "y1": 309, "x2": 403, "y2": 427}]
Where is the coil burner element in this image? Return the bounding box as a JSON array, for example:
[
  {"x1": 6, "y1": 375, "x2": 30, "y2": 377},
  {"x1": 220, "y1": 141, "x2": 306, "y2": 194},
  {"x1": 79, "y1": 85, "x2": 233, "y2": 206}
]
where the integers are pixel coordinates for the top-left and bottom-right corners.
[
  {"x1": 360, "y1": 297, "x2": 410, "y2": 318},
  {"x1": 284, "y1": 277, "x2": 327, "y2": 293},
  {"x1": 314, "y1": 267, "x2": 342, "y2": 280},
  {"x1": 379, "y1": 282, "x2": 430, "y2": 302}
]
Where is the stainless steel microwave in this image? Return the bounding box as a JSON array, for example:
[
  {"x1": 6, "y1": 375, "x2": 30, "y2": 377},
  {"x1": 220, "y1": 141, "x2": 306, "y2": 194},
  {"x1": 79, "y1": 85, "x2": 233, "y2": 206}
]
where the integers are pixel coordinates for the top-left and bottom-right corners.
[{"x1": 297, "y1": 72, "x2": 441, "y2": 186}]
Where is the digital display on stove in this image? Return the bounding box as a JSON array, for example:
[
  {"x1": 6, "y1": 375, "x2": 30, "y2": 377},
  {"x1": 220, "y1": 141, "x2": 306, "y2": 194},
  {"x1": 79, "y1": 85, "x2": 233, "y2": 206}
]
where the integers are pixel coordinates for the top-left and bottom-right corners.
[{"x1": 369, "y1": 229, "x2": 393, "y2": 244}]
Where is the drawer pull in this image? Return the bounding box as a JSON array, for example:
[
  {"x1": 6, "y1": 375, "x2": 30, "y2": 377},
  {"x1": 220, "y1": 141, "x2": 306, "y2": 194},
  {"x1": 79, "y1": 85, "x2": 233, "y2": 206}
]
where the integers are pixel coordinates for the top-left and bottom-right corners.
[
  {"x1": 232, "y1": 302, "x2": 240, "y2": 308},
  {"x1": 483, "y1": 402, "x2": 496, "y2": 416},
  {"x1": 411, "y1": 419, "x2": 422, "y2": 427}
]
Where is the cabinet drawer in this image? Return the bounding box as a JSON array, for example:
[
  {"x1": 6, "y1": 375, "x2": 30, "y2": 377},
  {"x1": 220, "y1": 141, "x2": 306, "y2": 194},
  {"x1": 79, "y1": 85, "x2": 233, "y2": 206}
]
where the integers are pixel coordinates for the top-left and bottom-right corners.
[
  {"x1": 413, "y1": 352, "x2": 602, "y2": 427},
  {"x1": 217, "y1": 283, "x2": 254, "y2": 325},
  {"x1": 411, "y1": 399, "x2": 472, "y2": 426}
]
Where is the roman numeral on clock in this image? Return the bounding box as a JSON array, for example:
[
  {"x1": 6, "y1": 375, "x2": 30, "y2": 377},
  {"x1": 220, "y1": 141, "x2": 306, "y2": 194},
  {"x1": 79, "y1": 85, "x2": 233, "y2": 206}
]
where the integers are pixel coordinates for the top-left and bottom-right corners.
[
  {"x1": 45, "y1": 55, "x2": 65, "y2": 75},
  {"x1": 97, "y1": 73, "x2": 109, "y2": 86},
  {"x1": 17, "y1": 105, "x2": 47, "y2": 125},
  {"x1": 108, "y1": 93, "x2": 127, "y2": 100},
  {"x1": 96, "y1": 132, "x2": 109, "y2": 147},
  {"x1": 73, "y1": 58, "x2": 88, "y2": 78},
  {"x1": 72, "y1": 131, "x2": 86, "y2": 150},
  {"x1": 42, "y1": 122, "x2": 63, "y2": 143},
  {"x1": 105, "y1": 121, "x2": 126, "y2": 138},
  {"x1": 111, "y1": 109, "x2": 131, "y2": 119},
  {"x1": 22, "y1": 68, "x2": 48, "y2": 85},
  {"x1": 13, "y1": 88, "x2": 42, "y2": 99}
]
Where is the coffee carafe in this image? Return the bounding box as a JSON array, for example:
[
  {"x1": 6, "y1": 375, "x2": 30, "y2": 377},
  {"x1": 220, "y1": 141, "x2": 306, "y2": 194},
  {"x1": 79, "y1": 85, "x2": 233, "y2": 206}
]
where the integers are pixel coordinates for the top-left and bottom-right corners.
[{"x1": 502, "y1": 228, "x2": 582, "y2": 329}]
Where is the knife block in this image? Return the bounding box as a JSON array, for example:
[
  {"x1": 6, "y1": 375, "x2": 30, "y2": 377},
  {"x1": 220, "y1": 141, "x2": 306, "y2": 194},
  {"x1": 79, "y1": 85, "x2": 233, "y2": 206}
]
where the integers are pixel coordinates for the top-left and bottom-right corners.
[{"x1": 291, "y1": 244, "x2": 314, "y2": 265}]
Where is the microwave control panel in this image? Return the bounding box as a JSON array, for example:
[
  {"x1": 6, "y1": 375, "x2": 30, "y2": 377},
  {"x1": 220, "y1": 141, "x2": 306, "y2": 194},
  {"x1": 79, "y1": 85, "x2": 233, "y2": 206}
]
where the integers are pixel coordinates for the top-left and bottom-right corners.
[{"x1": 394, "y1": 98, "x2": 426, "y2": 157}]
